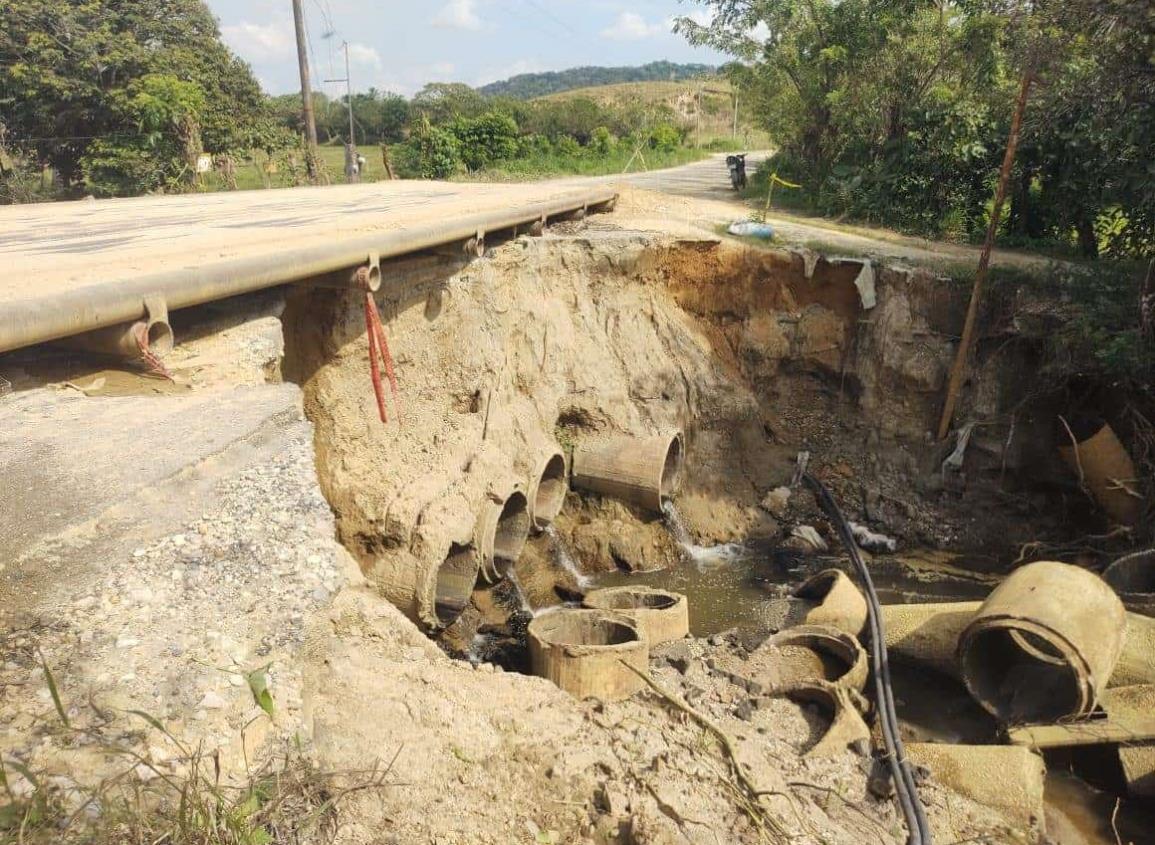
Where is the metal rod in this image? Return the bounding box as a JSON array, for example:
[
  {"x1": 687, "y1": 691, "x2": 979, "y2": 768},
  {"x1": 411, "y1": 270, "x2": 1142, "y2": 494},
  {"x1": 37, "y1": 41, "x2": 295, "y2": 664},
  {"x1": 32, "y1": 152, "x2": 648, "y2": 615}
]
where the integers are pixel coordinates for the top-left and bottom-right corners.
[{"x1": 0, "y1": 191, "x2": 617, "y2": 354}]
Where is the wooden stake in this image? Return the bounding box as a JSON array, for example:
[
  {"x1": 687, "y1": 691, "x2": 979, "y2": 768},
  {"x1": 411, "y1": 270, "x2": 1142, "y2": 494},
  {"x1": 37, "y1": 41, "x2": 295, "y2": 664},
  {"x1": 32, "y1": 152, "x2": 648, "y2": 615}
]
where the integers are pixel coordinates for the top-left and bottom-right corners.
[{"x1": 937, "y1": 68, "x2": 1035, "y2": 441}]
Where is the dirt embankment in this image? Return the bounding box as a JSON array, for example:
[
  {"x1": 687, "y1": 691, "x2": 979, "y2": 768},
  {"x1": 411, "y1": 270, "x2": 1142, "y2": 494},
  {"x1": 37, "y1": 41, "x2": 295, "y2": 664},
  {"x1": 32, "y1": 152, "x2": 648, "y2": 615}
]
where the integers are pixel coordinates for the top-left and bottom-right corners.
[{"x1": 2, "y1": 209, "x2": 1083, "y2": 843}]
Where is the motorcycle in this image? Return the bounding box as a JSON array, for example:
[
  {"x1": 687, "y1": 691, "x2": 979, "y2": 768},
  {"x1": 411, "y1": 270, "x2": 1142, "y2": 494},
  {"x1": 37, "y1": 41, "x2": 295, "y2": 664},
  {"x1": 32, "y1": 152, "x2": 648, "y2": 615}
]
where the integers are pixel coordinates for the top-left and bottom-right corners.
[{"x1": 726, "y1": 153, "x2": 748, "y2": 191}]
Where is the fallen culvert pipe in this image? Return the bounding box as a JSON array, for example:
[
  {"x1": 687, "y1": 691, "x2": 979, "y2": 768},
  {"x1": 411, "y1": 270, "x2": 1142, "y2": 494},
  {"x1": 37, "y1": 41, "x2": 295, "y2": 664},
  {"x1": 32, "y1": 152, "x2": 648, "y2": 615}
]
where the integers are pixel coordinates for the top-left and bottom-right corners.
[
  {"x1": 582, "y1": 586, "x2": 689, "y2": 645},
  {"x1": 525, "y1": 448, "x2": 568, "y2": 531},
  {"x1": 883, "y1": 600, "x2": 1155, "y2": 689},
  {"x1": 1103, "y1": 548, "x2": 1155, "y2": 608},
  {"x1": 571, "y1": 430, "x2": 685, "y2": 513},
  {"x1": 906, "y1": 743, "x2": 1046, "y2": 837},
  {"x1": 1104, "y1": 685, "x2": 1155, "y2": 798},
  {"x1": 958, "y1": 561, "x2": 1126, "y2": 723},
  {"x1": 430, "y1": 543, "x2": 480, "y2": 629},
  {"x1": 765, "y1": 624, "x2": 868, "y2": 694},
  {"x1": 791, "y1": 569, "x2": 868, "y2": 637},
  {"x1": 475, "y1": 487, "x2": 531, "y2": 584},
  {"x1": 62, "y1": 316, "x2": 175, "y2": 361},
  {"x1": 527, "y1": 608, "x2": 648, "y2": 700},
  {"x1": 1058, "y1": 417, "x2": 1142, "y2": 526}
]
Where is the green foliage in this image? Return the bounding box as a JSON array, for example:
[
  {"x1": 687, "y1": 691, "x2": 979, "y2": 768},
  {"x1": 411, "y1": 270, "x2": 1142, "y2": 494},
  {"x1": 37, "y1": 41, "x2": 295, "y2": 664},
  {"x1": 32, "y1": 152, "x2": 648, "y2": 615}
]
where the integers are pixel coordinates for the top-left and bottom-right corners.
[
  {"x1": 79, "y1": 73, "x2": 206, "y2": 197},
  {"x1": 589, "y1": 126, "x2": 617, "y2": 155},
  {"x1": 396, "y1": 118, "x2": 462, "y2": 179},
  {"x1": 450, "y1": 112, "x2": 520, "y2": 171},
  {"x1": 648, "y1": 123, "x2": 683, "y2": 153},
  {"x1": 478, "y1": 61, "x2": 716, "y2": 99},
  {"x1": 0, "y1": 0, "x2": 275, "y2": 193},
  {"x1": 680, "y1": 0, "x2": 1153, "y2": 256}
]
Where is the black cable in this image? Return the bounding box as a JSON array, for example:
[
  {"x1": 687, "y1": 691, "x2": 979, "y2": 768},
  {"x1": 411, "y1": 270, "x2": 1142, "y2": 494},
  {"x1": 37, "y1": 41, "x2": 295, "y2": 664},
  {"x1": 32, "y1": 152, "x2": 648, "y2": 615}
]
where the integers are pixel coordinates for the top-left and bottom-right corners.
[{"x1": 802, "y1": 471, "x2": 933, "y2": 845}]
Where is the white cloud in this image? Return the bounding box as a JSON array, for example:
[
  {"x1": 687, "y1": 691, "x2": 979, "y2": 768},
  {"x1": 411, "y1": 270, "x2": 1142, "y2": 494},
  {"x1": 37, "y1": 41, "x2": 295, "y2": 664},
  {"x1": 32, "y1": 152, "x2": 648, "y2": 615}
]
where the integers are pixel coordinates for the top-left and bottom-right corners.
[
  {"x1": 346, "y1": 42, "x2": 383, "y2": 70},
  {"x1": 220, "y1": 19, "x2": 295, "y2": 62},
  {"x1": 600, "y1": 11, "x2": 669, "y2": 42},
  {"x1": 432, "y1": 0, "x2": 483, "y2": 30}
]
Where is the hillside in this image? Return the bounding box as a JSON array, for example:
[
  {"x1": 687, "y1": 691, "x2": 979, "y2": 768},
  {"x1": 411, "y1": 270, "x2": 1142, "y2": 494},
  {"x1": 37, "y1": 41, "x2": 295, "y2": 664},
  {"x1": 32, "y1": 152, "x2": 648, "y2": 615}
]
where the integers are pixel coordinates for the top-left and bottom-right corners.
[{"x1": 478, "y1": 61, "x2": 715, "y2": 99}]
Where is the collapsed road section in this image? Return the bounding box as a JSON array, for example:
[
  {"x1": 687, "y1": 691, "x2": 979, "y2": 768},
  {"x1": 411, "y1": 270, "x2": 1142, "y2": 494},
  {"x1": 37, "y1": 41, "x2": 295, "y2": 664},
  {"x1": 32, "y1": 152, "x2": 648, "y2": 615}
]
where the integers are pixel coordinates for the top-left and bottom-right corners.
[{"x1": 2, "y1": 187, "x2": 1153, "y2": 845}]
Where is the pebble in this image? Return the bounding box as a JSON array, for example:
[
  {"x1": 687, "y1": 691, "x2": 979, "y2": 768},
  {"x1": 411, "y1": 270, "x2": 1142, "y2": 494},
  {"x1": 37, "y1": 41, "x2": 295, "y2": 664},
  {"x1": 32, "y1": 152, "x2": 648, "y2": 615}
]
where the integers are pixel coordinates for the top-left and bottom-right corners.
[
  {"x1": 199, "y1": 691, "x2": 228, "y2": 710},
  {"x1": 115, "y1": 636, "x2": 140, "y2": 649}
]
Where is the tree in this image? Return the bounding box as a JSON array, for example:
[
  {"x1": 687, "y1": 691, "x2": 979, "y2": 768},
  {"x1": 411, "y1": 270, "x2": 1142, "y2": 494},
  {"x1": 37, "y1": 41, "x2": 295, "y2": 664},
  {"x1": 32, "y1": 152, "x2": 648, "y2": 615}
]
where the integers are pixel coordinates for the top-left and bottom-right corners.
[
  {"x1": 450, "y1": 112, "x2": 519, "y2": 171},
  {"x1": 411, "y1": 83, "x2": 487, "y2": 124},
  {"x1": 0, "y1": 0, "x2": 274, "y2": 190}
]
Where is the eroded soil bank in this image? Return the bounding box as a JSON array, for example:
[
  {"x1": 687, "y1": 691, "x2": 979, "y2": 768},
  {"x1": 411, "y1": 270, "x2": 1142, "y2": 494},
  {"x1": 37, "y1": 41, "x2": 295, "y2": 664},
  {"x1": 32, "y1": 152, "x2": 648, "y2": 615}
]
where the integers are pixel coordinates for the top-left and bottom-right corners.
[{"x1": 1, "y1": 196, "x2": 1137, "y2": 844}]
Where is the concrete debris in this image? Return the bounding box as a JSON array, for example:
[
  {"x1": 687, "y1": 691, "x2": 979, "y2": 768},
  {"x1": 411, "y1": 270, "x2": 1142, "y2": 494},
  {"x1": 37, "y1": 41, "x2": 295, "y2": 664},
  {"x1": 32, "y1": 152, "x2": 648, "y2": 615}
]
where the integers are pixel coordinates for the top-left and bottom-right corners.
[
  {"x1": 760, "y1": 486, "x2": 792, "y2": 518},
  {"x1": 788, "y1": 524, "x2": 828, "y2": 552},
  {"x1": 848, "y1": 520, "x2": 897, "y2": 553}
]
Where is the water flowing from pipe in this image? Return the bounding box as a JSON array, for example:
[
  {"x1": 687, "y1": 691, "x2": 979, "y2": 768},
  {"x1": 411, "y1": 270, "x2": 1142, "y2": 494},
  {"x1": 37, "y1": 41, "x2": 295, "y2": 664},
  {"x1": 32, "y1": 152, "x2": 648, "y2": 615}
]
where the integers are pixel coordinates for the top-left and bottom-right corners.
[
  {"x1": 505, "y1": 567, "x2": 536, "y2": 616},
  {"x1": 662, "y1": 501, "x2": 744, "y2": 567},
  {"x1": 544, "y1": 525, "x2": 592, "y2": 589}
]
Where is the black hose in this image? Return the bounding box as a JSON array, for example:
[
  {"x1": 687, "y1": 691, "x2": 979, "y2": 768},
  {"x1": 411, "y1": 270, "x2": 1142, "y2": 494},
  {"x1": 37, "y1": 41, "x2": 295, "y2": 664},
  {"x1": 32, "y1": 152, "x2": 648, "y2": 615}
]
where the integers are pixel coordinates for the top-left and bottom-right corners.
[{"x1": 802, "y1": 472, "x2": 933, "y2": 845}]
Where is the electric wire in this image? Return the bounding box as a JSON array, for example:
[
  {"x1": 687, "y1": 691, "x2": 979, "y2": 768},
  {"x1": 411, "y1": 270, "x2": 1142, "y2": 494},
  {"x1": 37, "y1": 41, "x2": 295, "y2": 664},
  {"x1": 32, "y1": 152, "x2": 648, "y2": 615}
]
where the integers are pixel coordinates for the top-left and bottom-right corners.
[{"x1": 801, "y1": 471, "x2": 933, "y2": 845}]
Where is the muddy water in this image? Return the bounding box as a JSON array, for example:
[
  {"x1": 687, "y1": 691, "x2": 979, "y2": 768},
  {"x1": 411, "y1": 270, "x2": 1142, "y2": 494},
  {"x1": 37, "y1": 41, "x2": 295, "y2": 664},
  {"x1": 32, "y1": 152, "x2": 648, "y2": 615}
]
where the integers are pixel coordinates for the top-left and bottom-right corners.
[{"x1": 592, "y1": 539, "x2": 994, "y2": 638}]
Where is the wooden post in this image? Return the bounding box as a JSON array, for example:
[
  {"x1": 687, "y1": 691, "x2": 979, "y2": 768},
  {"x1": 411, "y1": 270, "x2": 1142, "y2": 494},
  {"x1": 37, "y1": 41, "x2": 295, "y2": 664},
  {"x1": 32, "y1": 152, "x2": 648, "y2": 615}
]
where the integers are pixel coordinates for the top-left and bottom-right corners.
[
  {"x1": 291, "y1": 0, "x2": 319, "y2": 181},
  {"x1": 936, "y1": 68, "x2": 1035, "y2": 441}
]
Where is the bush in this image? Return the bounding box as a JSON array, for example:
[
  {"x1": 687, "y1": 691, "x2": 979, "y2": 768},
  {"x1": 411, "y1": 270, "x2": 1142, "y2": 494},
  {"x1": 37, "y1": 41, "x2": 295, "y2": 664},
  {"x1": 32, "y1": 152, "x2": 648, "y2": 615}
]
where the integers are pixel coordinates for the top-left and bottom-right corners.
[
  {"x1": 648, "y1": 123, "x2": 682, "y2": 153},
  {"x1": 397, "y1": 119, "x2": 462, "y2": 179},
  {"x1": 589, "y1": 126, "x2": 617, "y2": 155},
  {"x1": 450, "y1": 112, "x2": 519, "y2": 171},
  {"x1": 552, "y1": 136, "x2": 582, "y2": 158}
]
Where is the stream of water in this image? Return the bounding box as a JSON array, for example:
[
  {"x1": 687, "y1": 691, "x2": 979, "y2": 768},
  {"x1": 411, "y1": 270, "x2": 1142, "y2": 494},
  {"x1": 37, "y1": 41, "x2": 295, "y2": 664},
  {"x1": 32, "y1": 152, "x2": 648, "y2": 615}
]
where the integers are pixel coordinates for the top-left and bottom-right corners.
[{"x1": 544, "y1": 524, "x2": 592, "y2": 589}]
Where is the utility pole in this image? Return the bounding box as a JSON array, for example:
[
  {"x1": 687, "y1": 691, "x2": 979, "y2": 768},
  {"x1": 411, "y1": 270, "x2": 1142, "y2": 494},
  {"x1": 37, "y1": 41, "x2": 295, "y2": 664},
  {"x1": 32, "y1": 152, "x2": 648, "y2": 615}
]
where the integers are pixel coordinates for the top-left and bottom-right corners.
[
  {"x1": 326, "y1": 42, "x2": 358, "y2": 183},
  {"x1": 291, "y1": 0, "x2": 319, "y2": 180}
]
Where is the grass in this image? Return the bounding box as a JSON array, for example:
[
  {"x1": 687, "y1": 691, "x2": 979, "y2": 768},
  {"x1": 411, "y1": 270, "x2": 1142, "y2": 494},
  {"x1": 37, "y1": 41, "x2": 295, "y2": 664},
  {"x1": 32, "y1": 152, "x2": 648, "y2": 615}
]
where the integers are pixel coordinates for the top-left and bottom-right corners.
[{"x1": 0, "y1": 657, "x2": 399, "y2": 845}]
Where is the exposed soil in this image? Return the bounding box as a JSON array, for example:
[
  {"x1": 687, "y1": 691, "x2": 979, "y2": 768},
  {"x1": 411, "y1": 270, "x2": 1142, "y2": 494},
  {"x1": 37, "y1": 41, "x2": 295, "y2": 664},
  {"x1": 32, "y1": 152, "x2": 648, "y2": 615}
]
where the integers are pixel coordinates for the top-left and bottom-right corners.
[{"x1": 0, "y1": 194, "x2": 1120, "y2": 843}]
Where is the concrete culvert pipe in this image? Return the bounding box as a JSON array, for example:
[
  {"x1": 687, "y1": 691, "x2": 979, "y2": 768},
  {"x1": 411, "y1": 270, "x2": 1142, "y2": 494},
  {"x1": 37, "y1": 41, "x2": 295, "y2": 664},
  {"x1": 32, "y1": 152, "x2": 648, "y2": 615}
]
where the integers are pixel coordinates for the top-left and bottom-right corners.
[
  {"x1": 571, "y1": 431, "x2": 685, "y2": 513},
  {"x1": 791, "y1": 569, "x2": 868, "y2": 637},
  {"x1": 528, "y1": 608, "x2": 648, "y2": 700},
  {"x1": 782, "y1": 682, "x2": 871, "y2": 758},
  {"x1": 527, "y1": 449, "x2": 568, "y2": 531},
  {"x1": 958, "y1": 561, "x2": 1126, "y2": 723},
  {"x1": 583, "y1": 586, "x2": 689, "y2": 645},
  {"x1": 475, "y1": 488, "x2": 531, "y2": 584},
  {"x1": 766, "y1": 624, "x2": 868, "y2": 694},
  {"x1": 1058, "y1": 417, "x2": 1141, "y2": 526},
  {"x1": 431, "y1": 543, "x2": 480, "y2": 629},
  {"x1": 1103, "y1": 549, "x2": 1155, "y2": 607},
  {"x1": 63, "y1": 317, "x2": 175, "y2": 360}
]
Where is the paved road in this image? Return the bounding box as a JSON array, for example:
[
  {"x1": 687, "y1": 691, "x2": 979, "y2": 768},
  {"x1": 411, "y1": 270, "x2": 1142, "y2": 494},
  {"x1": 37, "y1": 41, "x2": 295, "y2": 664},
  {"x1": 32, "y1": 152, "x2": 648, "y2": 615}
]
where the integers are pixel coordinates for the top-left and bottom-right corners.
[{"x1": 610, "y1": 152, "x2": 768, "y2": 199}]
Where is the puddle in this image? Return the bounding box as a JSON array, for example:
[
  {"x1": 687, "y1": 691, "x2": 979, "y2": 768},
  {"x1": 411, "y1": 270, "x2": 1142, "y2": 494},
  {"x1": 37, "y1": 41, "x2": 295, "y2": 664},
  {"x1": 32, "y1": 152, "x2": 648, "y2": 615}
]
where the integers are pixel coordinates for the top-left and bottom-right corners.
[{"x1": 592, "y1": 540, "x2": 994, "y2": 638}]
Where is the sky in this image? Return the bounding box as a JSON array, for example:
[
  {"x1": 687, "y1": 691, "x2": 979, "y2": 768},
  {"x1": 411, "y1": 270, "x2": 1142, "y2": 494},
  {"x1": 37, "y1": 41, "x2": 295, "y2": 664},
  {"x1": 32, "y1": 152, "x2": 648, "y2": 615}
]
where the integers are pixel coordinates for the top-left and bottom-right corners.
[{"x1": 206, "y1": 0, "x2": 726, "y2": 98}]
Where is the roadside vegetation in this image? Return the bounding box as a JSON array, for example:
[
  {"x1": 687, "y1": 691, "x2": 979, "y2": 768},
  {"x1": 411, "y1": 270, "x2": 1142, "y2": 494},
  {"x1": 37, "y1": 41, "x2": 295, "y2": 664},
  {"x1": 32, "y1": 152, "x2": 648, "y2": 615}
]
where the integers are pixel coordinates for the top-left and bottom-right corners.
[
  {"x1": 680, "y1": 0, "x2": 1153, "y2": 260},
  {"x1": 0, "y1": 2, "x2": 749, "y2": 202}
]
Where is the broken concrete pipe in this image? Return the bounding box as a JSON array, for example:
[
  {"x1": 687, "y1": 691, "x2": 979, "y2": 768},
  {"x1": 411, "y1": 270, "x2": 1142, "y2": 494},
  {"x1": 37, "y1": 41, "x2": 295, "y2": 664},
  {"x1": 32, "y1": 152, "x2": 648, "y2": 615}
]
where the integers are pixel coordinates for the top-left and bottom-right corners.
[
  {"x1": 782, "y1": 681, "x2": 871, "y2": 759},
  {"x1": 1104, "y1": 685, "x2": 1155, "y2": 798},
  {"x1": 1058, "y1": 417, "x2": 1141, "y2": 526},
  {"x1": 906, "y1": 744, "x2": 1046, "y2": 837},
  {"x1": 525, "y1": 447, "x2": 568, "y2": 531},
  {"x1": 474, "y1": 486, "x2": 531, "y2": 584},
  {"x1": 766, "y1": 625, "x2": 868, "y2": 694},
  {"x1": 958, "y1": 561, "x2": 1126, "y2": 723},
  {"x1": 571, "y1": 431, "x2": 685, "y2": 513},
  {"x1": 882, "y1": 600, "x2": 1155, "y2": 689},
  {"x1": 63, "y1": 316, "x2": 175, "y2": 360},
  {"x1": 527, "y1": 608, "x2": 648, "y2": 701},
  {"x1": 582, "y1": 586, "x2": 689, "y2": 645},
  {"x1": 791, "y1": 569, "x2": 868, "y2": 637},
  {"x1": 1103, "y1": 548, "x2": 1155, "y2": 607}
]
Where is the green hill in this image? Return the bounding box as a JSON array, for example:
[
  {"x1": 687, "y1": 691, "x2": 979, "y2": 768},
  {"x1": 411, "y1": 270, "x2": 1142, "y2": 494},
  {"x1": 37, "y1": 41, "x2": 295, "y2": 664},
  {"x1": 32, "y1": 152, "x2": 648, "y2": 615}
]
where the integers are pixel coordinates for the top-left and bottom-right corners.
[{"x1": 478, "y1": 61, "x2": 716, "y2": 100}]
